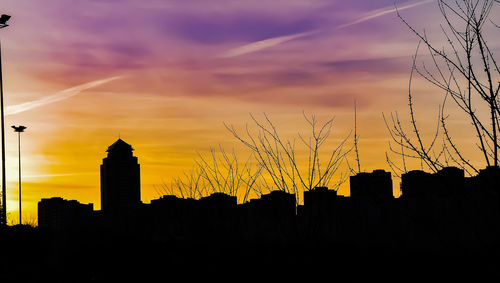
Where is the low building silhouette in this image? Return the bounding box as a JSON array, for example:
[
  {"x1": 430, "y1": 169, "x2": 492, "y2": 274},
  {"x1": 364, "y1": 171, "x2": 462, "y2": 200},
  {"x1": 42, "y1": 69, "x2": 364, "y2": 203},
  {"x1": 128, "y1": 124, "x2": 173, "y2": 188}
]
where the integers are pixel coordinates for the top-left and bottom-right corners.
[
  {"x1": 198, "y1": 193, "x2": 238, "y2": 240},
  {"x1": 349, "y1": 170, "x2": 395, "y2": 246},
  {"x1": 302, "y1": 187, "x2": 346, "y2": 241},
  {"x1": 350, "y1": 169, "x2": 393, "y2": 200},
  {"x1": 38, "y1": 197, "x2": 93, "y2": 232},
  {"x1": 435, "y1": 166, "x2": 465, "y2": 195},
  {"x1": 400, "y1": 170, "x2": 435, "y2": 198},
  {"x1": 240, "y1": 190, "x2": 296, "y2": 243},
  {"x1": 150, "y1": 195, "x2": 197, "y2": 242},
  {"x1": 466, "y1": 166, "x2": 500, "y2": 193}
]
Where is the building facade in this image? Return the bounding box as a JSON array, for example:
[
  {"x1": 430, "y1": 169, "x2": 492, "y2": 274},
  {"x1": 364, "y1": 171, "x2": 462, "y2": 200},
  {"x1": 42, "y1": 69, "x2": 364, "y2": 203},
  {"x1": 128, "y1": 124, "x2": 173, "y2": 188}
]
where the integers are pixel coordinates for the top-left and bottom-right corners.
[
  {"x1": 350, "y1": 169, "x2": 393, "y2": 200},
  {"x1": 100, "y1": 138, "x2": 141, "y2": 211},
  {"x1": 38, "y1": 197, "x2": 93, "y2": 231}
]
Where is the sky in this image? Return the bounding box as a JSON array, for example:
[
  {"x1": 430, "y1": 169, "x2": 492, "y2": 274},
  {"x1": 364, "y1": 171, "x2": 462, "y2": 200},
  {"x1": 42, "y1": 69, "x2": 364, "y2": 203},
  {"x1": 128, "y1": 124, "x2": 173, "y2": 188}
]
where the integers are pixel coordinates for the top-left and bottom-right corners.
[{"x1": 0, "y1": 0, "x2": 498, "y2": 223}]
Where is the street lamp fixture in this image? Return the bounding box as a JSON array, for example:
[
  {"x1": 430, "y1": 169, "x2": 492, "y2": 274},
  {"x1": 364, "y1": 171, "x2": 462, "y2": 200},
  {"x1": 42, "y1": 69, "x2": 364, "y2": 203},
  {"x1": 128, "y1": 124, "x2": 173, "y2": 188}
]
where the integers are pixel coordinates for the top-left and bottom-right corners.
[
  {"x1": 12, "y1": 125, "x2": 26, "y2": 225},
  {"x1": 0, "y1": 13, "x2": 11, "y2": 226},
  {"x1": 0, "y1": 14, "x2": 10, "y2": 28}
]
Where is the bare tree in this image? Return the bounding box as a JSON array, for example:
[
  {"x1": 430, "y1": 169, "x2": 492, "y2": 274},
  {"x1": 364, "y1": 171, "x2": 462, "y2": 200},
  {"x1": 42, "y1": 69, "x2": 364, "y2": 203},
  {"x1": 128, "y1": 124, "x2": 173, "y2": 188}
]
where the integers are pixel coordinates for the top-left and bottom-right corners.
[
  {"x1": 353, "y1": 100, "x2": 362, "y2": 173},
  {"x1": 385, "y1": 0, "x2": 500, "y2": 176},
  {"x1": 157, "y1": 146, "x2": 262, "y2": 203},
  {"x1": 157, "y1": 165, "x2": 206, "y2": 200},
  {"x1": 196, "y1": 146, "x2": 262, "y2": 203},
  {"x1": 346, "y1": 100, "x2": 363, "y2": 175},
  {"x1": 23, "y1": 214, "x2": 38, "y2": 228},
  {"x1": 225, "y1": 112, "x2": 352, "y2": 203}
]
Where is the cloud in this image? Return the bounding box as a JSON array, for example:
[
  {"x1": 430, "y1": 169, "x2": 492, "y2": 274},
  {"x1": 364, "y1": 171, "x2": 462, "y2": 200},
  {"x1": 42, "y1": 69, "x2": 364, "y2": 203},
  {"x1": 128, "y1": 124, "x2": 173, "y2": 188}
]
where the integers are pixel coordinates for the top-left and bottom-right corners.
[
  {"x1": 336, "y1": 0, "x2": 434, "y2": 29},
  {"x1": 6, "y1": 76, "x2": 122, "y2": 116},
  {"x1": 218, "y1": 30, "x2": 319, "y2": 58},
  {"x1": 219, "y1": 0, "x2": 432, "y2": 58}
]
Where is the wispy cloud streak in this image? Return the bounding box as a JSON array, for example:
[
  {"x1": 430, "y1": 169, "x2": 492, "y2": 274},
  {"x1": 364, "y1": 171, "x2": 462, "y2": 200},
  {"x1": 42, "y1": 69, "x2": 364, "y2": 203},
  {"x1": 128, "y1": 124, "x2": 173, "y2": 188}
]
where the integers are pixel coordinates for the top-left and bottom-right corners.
[
  {"x1": 336, "y1": 0, "x2": 433, "y2": 29},
  {"x1": 218, "y1": 30, "x2": 319, "y2": 58},
  {"x1": 6, "y1": 76, "x2": 122, "y2": 115},
  {"x1": 220, "y1": 0, "x2": 432, "y2": 58},
  {"x1": 24, "y1": 172, "x2": 96, "y2": 178}
]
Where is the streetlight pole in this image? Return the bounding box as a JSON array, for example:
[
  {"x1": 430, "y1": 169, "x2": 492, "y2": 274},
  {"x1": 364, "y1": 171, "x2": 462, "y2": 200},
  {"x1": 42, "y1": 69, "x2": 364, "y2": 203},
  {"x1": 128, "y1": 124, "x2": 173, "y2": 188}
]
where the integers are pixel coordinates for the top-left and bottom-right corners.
[
  {"x1": 0, "y1": 14, "x2": 11, "y2": 227},
  {"x1": 12, "y1": 125, "x2": 25, "y2": 225}
]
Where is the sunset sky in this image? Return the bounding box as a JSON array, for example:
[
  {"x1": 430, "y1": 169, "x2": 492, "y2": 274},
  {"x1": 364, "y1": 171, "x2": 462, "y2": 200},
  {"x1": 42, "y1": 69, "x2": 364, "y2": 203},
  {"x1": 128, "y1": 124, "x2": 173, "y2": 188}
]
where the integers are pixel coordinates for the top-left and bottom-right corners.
[{"x1": 0, "y1": 0, "x2": 498, "y2": 223}]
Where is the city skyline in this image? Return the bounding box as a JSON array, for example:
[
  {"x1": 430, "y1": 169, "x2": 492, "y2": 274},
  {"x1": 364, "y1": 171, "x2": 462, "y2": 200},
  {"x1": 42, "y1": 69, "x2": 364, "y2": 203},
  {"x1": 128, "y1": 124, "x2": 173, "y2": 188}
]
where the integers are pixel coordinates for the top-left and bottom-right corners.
[
  {"x1": 32, "y1": 159, "x2": 499, "y2": 281},
  {"x1": 0, "y1": 0, "x2": 498, "y2": 222}
]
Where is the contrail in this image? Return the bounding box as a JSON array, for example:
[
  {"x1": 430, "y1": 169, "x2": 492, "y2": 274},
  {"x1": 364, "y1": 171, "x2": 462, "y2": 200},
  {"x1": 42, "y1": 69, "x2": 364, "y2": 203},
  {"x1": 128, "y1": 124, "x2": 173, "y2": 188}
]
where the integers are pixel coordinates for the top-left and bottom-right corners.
[
  {"x1": 336, "y1": 0, "x2": 433, "y2": 29},
  {"x1": 6, "y1": 75, "x2": 122, "y2": 116},
  {"x1": 220, "y1": 0, "x2": 432, "y2": 58},
  {"x1": 218, "y1": 30, "x2": 320, "y2": 58}
]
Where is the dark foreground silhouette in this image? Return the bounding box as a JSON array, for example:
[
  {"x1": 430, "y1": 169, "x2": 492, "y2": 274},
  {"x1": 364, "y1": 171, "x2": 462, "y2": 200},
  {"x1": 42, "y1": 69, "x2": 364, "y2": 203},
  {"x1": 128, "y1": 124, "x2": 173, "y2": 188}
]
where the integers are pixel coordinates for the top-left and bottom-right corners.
[
  {"x1": 1, "y1": 139, "x2": 499, "y2": 282},
  {"x1": 2, "y1": 167, "x2": 498, "y2": 282}
]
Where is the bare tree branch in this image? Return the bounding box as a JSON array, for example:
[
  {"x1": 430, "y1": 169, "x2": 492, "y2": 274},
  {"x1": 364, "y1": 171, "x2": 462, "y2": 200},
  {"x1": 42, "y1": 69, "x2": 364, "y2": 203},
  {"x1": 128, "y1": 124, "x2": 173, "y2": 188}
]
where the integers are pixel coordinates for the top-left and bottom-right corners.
[
  {"x1": 225, "y1": 113, "x2": 352, "y2": 201},
  {"x1": 388, "y1": 0, "x2": 500, "y2": 172}
]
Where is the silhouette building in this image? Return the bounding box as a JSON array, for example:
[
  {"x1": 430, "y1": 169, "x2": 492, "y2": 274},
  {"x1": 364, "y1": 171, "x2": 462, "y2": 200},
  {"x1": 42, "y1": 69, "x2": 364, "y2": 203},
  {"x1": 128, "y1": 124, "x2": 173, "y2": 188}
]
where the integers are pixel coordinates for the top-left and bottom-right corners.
[
  {"x1": 38, "y1": 197, "x2": 93, "y2": 231},
  {"x1": 466, "y1": 166, "x2": 500, "y2": 193},
  {"x1": 350, "y1": 169, "x2": 393, "y2": 200},
  {"x1": 302, "y1": 186, "x2": 339, "y2": 220},
  {"x1": 33, "y1": 161, "x2": 500, "y2": 280},
  {"x1": 400, "y1": 167, "x2": 465, "y2": 198},
  {"x1": 100, "y1": 138, "x2": 141, "y2": 211}
]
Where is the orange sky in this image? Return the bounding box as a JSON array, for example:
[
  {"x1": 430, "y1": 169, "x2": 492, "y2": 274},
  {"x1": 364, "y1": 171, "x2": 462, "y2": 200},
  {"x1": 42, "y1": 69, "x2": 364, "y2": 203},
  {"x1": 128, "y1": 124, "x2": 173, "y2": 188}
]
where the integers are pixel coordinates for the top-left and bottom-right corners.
[{"x1": 0, "y1": 0, "x2": 498, "y2": 224}]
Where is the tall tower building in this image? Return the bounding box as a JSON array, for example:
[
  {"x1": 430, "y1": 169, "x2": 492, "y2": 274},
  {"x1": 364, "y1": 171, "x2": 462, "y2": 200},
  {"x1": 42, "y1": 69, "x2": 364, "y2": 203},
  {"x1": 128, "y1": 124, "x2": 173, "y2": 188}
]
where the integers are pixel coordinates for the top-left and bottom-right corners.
[{"x1": 100, "y1": 138, "x2": 141, "y2": 211}]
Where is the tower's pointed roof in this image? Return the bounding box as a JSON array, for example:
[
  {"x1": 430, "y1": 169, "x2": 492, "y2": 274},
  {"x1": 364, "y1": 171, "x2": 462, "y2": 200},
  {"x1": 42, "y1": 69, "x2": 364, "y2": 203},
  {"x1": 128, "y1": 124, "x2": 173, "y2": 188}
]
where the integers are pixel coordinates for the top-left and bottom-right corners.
[{"x1": 106, "y1": 138, "x2": 134, "y2": 152}]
